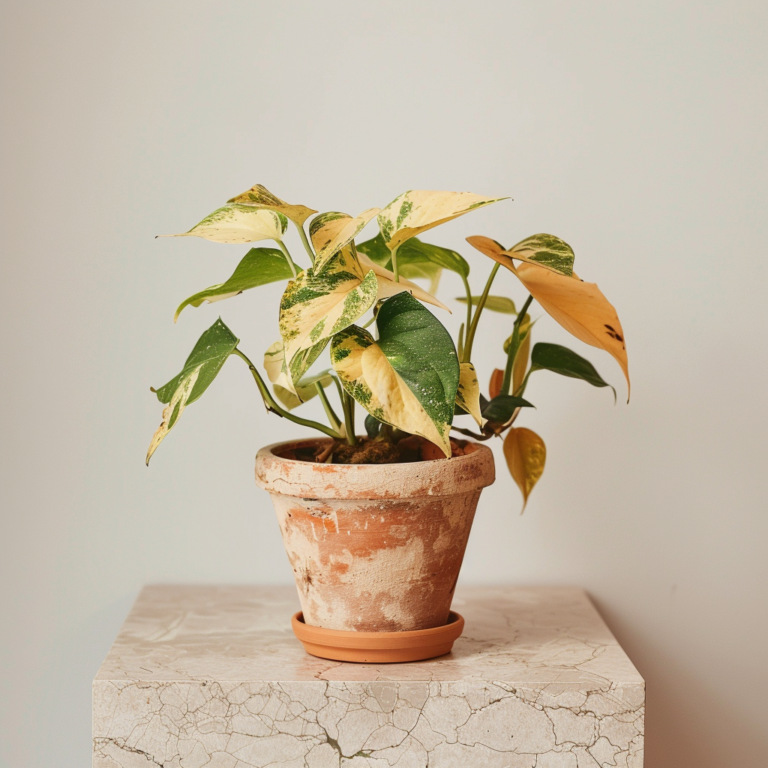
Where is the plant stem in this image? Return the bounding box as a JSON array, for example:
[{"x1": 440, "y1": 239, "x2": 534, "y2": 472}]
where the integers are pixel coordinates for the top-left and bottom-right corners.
[
  {"x1": 391, "y1": 246, "x2": 400, "y2": 282},
  {"x1": 295, "y1": 222, "x2": 316, "y2": 265},
  {"x1": 463, "y1": 263, "x2": 500, "y2": 363},
  {"x1": 500, "y1": 293, "x2": 534, "y2": 395},
  {"x1": 277, "y1": 240, "x2": 298, "y2": 278},
  {"x1": 232, "y1": 348, "x2": 341, "y2": 439},
  {"x1": 341, "y1": 390, "x2": 358, "y2": 446},
  {"x1": 315, "y1": 382, "x2": 343, "y2": 433},
  {"x1": 460, "y1": 274, "x2": 473, "y2": 346}
]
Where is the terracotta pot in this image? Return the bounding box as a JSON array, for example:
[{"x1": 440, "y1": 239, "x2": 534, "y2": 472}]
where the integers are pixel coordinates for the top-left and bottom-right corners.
[{"x1": 254, "y1": 438, "x2": 495, "y2": 632}]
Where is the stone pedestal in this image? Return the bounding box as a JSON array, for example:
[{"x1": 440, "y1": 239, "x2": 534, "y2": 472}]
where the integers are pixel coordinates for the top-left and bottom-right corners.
[{"x1": 93, "y1": 586, "x2": 644, "y2": 767}]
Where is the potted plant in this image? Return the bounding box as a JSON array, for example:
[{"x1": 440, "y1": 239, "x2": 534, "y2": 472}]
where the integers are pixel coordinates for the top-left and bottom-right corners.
[{"x1": 147, "y1": 184, "x2": 629, "y2": 662}]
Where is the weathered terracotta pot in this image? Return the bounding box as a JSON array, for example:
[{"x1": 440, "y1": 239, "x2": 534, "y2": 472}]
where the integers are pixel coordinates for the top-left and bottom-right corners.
[{"x1": 254, "y1": 438, "x2": 495, "y2": 633}]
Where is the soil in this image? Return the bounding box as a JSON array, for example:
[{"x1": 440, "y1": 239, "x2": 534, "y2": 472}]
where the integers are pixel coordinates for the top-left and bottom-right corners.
[{"x1": 278, "y1": 435, "x2": 471, "y2": 465}]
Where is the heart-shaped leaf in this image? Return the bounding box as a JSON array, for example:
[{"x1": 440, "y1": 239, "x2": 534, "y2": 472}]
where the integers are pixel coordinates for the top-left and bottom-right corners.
[
  {"x1": 530, "y1": 343, "x2": 615, "y2": 400},
  {"x1": 227, "y1": 183, "x2": 317, "y2": 226},
  {"x1": 158, "y1": 205, "x2": 287, "y2": 244},
  {"x1": 310, "y1": 210, "x2": 380, "y2": 272},
  {"x1": 331, "y1": 292, "x2": 460, "y2": 457},
  {"x1": 467, "y1": 234, "x2": 574, "y2": 277},
  {"x1": 174, "y1": 247, "x2": 296, "y2": 321},
  {"x1": 503, "y1": 427, "x2": 546, "y2": 512},
  {"x1": 455, "y1": 362, "x2": 484, "y2": 427},
  {"x1": 512, "y1": 262, "x2": 630, "y2": 397},
  {"x1": 378, "y1": 190, "x2": 507, "y2": 253},
  {"x1": 482, "y1": 394, "x2": 534, "y2": 424},
  {"x1": 147, "y1": 318, "x2": 239, "y2": 464},
  {"x1": 456, "y1": 295, "x2": 517, "y2": 314}
]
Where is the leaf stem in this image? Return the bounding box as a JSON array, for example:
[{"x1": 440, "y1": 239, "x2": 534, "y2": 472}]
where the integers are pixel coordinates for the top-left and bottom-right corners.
[
  {"x1": 460, "y1": 274, "x2": 473, "y2": 347},
  {"x1": 391, "y1": 246, "x2": 400, "y2": 282},
  {"x1": 501, "y1": 294, "x2": 534, "y2": 394},
  {"x1": 315, "y1": 382, "x2": 343, "y2": 433},
  {"x1": 232, "y1": 348, "x2": 341, "y2": 439},
  {"x1": 277, "y1": 240, "x2": 298, "y2": 278},
  {"x1": 463, "y1": 263, "x2": 500, "y2": 363},
  {"x1": 341, "y1": 390, "x2": 358, "y2": 446},
  {"x1": 295, "y1": 222, "x2": 316, "y2": 266}
]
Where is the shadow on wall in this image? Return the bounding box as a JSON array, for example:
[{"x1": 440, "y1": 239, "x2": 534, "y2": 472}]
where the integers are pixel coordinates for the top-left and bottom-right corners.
[{"x1": 592, "y1": 596, "x2": 761, "y2": 768}]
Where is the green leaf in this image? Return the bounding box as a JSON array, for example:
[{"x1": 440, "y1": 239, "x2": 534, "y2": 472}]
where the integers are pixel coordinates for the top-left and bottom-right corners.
[
  {"x1": 364, "y1": 414, "x2": 382, "y2": 438},
  {"x1": 530, "y1": 343, "x2": 615, "y2": 399},
  {"x1": 482, "y1": 394, "x2": 534, "y2": 423},
  {"x1": 331, "y1": 293, "x2": 460, "y2": 457},
  {"x1": 158, "y1": 205, "x2": 288, "y2": 245},
  {"x1": 174, "y1": 248, "x2": 296, "y2": 321},
  {"x1": 147, "y1": 318, "x2": 239, "y2": 463},
  {"x1": 358, "y1": 232, "x2": 469, "y2": 278},
  {"x1": 456, "y1": 295, "x2": 517, "y2": 314}
]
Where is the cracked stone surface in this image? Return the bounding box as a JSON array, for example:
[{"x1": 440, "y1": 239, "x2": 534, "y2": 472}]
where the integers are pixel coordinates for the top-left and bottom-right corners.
[{"x1": 93, "y1": 586, "x2": 644, "y2": 767}]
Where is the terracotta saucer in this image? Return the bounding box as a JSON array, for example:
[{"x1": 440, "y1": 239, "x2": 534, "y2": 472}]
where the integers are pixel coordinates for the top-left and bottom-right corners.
[{"x1": 291, "y1": 611, "x2": 465, "y2": 663}]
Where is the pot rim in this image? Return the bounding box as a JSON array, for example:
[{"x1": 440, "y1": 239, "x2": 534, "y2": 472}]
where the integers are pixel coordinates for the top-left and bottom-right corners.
[{"x1": 255, "y1": 437, "x2": 495, "y2": 500}]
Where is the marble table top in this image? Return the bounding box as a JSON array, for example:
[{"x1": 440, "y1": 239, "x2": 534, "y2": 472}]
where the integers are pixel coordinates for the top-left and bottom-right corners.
[
  {"x1": 93, "y1": 586, "x2": 645, "y2": 767},
  {"x1": 97, "y1": 584, "x2": 642, "y2": 688}
]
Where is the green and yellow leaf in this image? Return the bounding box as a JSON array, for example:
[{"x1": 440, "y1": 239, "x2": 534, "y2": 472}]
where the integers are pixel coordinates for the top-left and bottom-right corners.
[
  {"x1": 227, "y1": 183, "x2": 317, "y2": 226},
  {"x1": 512, "y1": 315, "x2": 533, "y2": 394},
  {"x1": 512, "y1": 262, "x2": 630, "y2": 397},
  {"x1": 467, "y1": 234, "x2": 574, "y2": 277},
  {"x1": 310, "y1": 210, "x2": 380, "y2": 272},
  {"x1": 147, "y1": 318, "x2": 239, "y2": 464},
  {"x1": 263, "y1": 343, "x2": 333, "y2": 410},
  {"x1": 264, "y1": 338, "x2": 330, "y2": 397},
  {"x1": 174, "y1": 247, "x2": 296, "y2": 321},
  {"x1": 279, "y1": 247, "x2": 378, "y2": 386},
  {"x1": 158, "y1": 205, "x2": 288, "y2": 244},
  {"x1": 331, "y1": 293, "x2": 460, "y2": 457},
  {"x1": 503, "y1": 427, "x2": 546, "y2": 512},
  {"x1": 456, "y1": 362, "x2": 484, "y2": 427},
  {"x1": 378, "y1": 190, "x2": 507, "y2": 253},
  {"x1": 360, "y1": 252, "x2": 450, "y2": 312}
]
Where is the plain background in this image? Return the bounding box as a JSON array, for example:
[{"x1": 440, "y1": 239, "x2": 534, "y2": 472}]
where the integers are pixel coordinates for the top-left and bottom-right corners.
[{"x1": 2, "y1": 1, "x2": 767, "y2": 766}]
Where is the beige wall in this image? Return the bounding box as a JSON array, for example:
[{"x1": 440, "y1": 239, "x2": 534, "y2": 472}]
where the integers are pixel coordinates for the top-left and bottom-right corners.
[{"x1": 2, "y1": 1, "x2": 767, "y2": 765}]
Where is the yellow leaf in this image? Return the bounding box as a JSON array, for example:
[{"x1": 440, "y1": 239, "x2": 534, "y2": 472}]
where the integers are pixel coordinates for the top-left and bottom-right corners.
[
  {"x1": 310, "y1": 210, "x2": 380, "y2": 272},
  {"x1": 512, "y1": 262, "x2": 630, "y2": 398},
  {"x1": 158, "y1": 205, "x2": 287, "y2": 244},
  {"x1": 227, "y1": 183, "x2": 317, "y2": 226},
  {"x1": 456, "y1": 362, "x2": 485, "y2": 427},
  {"x1": 379, "y1": 190, "x2": 507, "y2": 252},
  {"x1": 503, "y1": 427, "x2": 546, "y2": 512},
  {"x1": 512, "y1": 315, "x2": 533, "y2": 394},
  {"x1": 467, "y1": 234, "x2": 574, "y2": 277}
]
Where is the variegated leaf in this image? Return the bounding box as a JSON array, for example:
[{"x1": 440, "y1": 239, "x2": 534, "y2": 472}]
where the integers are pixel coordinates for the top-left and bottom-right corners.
[
  {"x1": 512, "y1": 262, "x2": 630, "y2": 397},
  {"x1": 227, "y1": 183, "x2": 317, "y2": 226},
  {"x1": 147, "y1": 318, "x2": 239, "y2": 464},
  {"x1": 158, "y1": 205, "x2": 288, "y2": 245},
  {"x1": 456, "y1": 362, "x2": 484, "y2": 427},
  {"x1": 358, "y1": 232, "x2": 469, "y2": 278},
  {"x1": 331, "y1": 293, "x2": 460, "y2": 457},
  {"x1": 279, "y1": 248, "x2": 378, "y2": 381},
  {"x1": 456, "y1": 295, "x2": 517, "y2": 314},
  {"x1": 174, "y1": 247, "x2": 295, "y2": 321},
  {"x1": 512, "y1": 315, "x2": 533, "y2": 395},
  {"x1": 503, "y1": 427, "x2": 546, "y2": 512},
  {"x1": 310, "y1": 210, "x2": 380, "y2": 272},
  {"x1": 360, "y1": 253, "x2": 449, "y2": 312},
  {"x1": 467, "y1": 234, "x2": 574, "y2": 277},
  {"x1": 264, "y1": 338, "x2": 330, "y2": 397},
  {"x1": 378, "y1": 190, "x2": 507, "y2": 252}
]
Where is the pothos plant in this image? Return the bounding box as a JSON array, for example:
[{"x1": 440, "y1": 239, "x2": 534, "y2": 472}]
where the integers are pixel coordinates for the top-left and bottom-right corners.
[{"x1": 147, "y1": 184, "x2": 629, "y2": 509}]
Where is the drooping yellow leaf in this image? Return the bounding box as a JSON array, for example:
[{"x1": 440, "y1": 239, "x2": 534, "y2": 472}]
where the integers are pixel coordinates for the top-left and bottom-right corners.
[
  {"x1": 512, "y1": 262, "x2": 630, "y2": 398},
  {"x1": 503, "y1": 427, "x2": 546, "y2": 512},
  {"x1": 331, "y1": 327, "x2": 452, "y2": 457},
  {"x1": 360, "y1": 253, "x2": 450, "y2": 312},
  {"x1": 227, "y1": 183, "x2": 317, "y2": 226},
  {"x1": 158, "y1": 205, "x2": 287, "y2": 244},
  {"x1": 378, "y1": 190, "x2": 507, "y2": 253},
  {"x1": 310, "y1": 210, "x2": 380, "y2": 272},
  {"x1": 456, "y1": 362, "x2": 484, "y2": 427},
  {"x1": 146, "y1": 364, "x2": 202, "y2": 465},
  {"x1": 467, "y1": 234, "x2": 574, "y2": 277}
]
